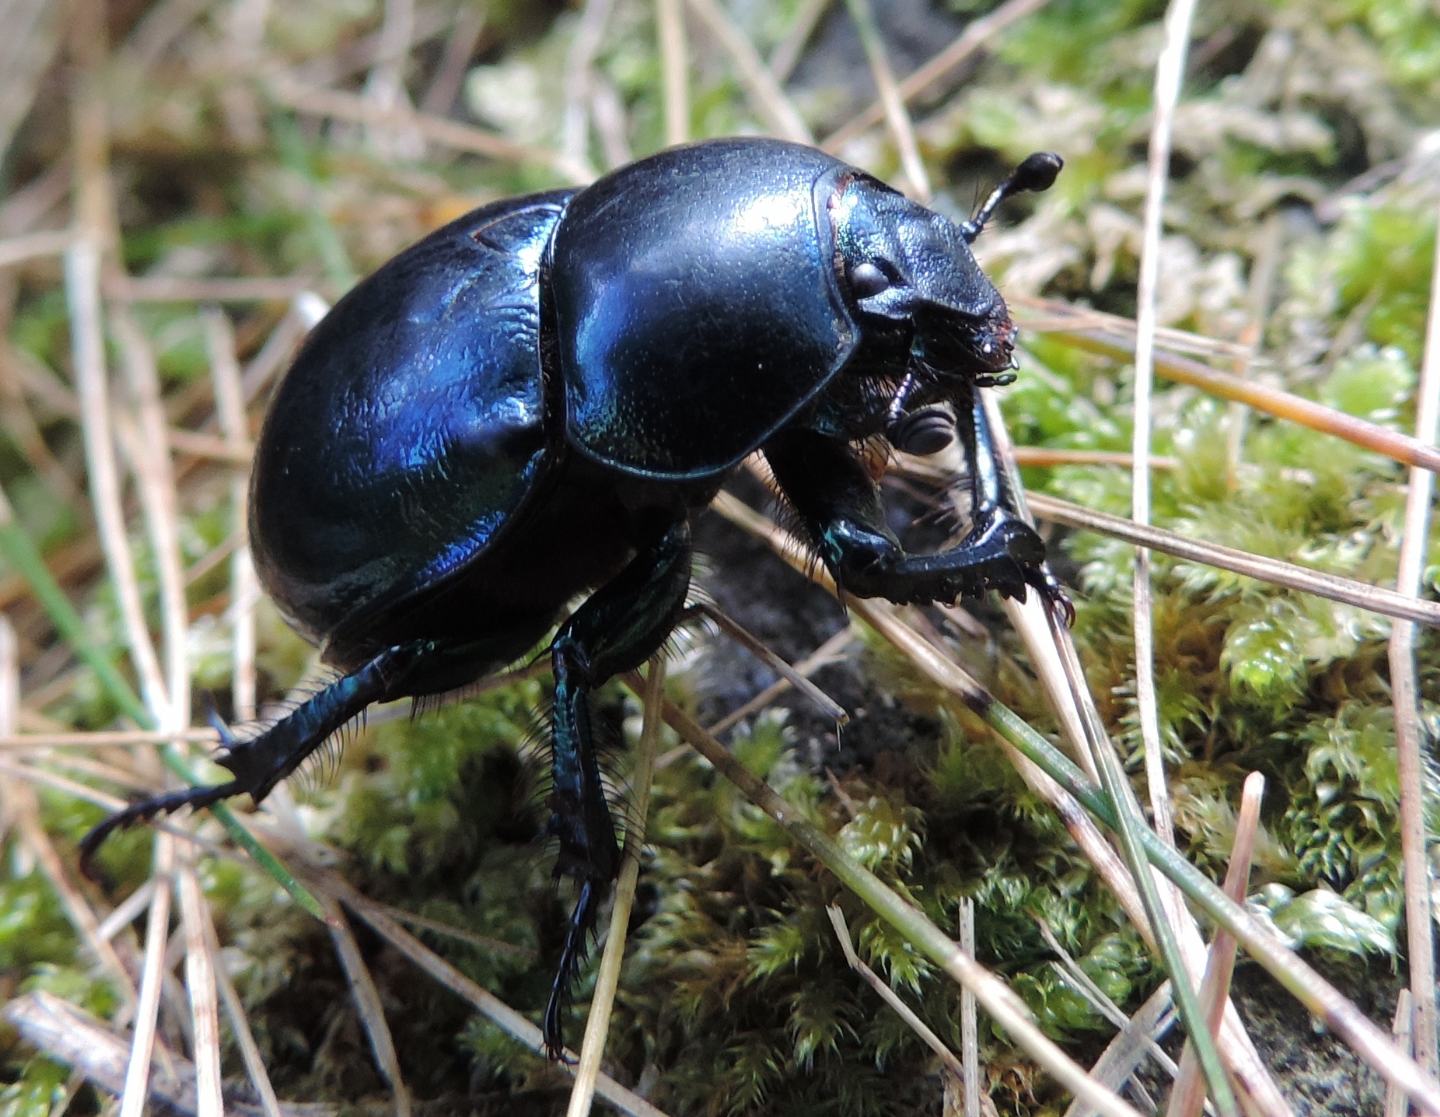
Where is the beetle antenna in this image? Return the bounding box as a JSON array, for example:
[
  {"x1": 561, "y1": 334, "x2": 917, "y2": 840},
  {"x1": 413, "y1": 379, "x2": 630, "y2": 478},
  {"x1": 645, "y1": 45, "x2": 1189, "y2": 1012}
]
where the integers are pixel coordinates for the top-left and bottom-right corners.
[{"x1": 961, "y1": 152, "x2": 1063, "y2": 243}]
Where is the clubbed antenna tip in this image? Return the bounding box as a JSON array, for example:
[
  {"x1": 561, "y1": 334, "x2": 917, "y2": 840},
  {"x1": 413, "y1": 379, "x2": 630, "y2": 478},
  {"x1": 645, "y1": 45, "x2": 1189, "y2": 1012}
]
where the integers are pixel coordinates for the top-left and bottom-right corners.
[
  {"x1": 1013, "y1": 151, "x2": 1063, "y2": 193},
  {"x1": 963, "y1": 151, "x2": 1064, "y2": 243}
]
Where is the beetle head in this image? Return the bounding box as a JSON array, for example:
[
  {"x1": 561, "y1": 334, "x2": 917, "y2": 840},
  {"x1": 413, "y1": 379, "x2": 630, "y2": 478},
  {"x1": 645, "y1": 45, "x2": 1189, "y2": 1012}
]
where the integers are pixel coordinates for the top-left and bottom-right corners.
[
  {"x1": 830, "y1": 153, "x2": 1061, "y2": 380},
  {"x1": 831, "y1": 176, "x2": 1015, "y2": 376}
]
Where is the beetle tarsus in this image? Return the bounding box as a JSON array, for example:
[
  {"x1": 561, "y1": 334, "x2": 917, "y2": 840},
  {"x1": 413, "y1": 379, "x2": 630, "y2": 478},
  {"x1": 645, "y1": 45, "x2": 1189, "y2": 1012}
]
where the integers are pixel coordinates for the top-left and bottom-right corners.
[
  {"x1": 543, "y1": 877, "x2": 602, "y2": 1061},
  {"x1": 78, "y1": 780, "x2": 243, "y2": 878}
]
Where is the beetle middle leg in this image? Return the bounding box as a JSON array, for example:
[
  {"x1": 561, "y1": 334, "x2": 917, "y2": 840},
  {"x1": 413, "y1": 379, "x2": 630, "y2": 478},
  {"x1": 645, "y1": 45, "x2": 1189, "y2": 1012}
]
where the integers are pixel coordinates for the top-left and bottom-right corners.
[
  {"x1": 543, "y1": 515, "x2": 692, "y2": 1058},
  {"x1": 765, "y1": 395, "x2": 1069, "y2": 618}
]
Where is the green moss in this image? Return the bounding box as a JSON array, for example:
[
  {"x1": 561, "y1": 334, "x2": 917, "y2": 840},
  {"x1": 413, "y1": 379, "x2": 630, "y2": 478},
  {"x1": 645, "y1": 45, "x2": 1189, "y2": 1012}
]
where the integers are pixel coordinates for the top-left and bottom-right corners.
[{"x1": 1289, "y1": 203, "x2": 1438, "y2": 362}]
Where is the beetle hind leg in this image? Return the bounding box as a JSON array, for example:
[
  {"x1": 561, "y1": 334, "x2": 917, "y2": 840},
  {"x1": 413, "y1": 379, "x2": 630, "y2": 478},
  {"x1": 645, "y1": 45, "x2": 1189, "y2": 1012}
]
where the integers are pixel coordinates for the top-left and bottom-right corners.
[
  {"x1": 542, "y1": 517, "x2": 692, "y2": 1059},
  {"x1": 79, "y1": 639, "x2": 439, "y2": 877}
]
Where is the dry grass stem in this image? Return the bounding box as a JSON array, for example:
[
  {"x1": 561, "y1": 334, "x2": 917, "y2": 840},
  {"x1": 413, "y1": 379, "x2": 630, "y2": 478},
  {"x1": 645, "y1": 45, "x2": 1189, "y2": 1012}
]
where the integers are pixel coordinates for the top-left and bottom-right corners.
[
  {"x1": 361, "y1": 0, "x2": 420, "y2": 159},
  {"x1": 683, "y1": 0, "x2": 813, "y2": 143},
  {"x1": 14, "y1": 748, "x2": 164, "y2": 797},
  {"x1": 656, "y1": 0, "x2": 689, "y2": 146},
  {"x1": 241, "y1": 301, "x2": 321, "y2": 403},
  {"x1": 418, "y1": 6, "x2": 486, "y2": 116},
  {"x1": 68, "y1": 247, "x2": 168, "y2": 715},
  {"x1": 120, "y1": 836, "x2": 175, "y2": 1117},
  {"x1": 3, "y1": 992, "x2": 334, "y2": 1117},
  {"x1": 1388, "y1": 991, "x2": 1417, "y2": 1117},
  {"x1": 1032, "y1": 304, "x2": 1440, "y2": 475},
  {"x1": 1167, "y1": 772, "x2": 1266, "y2": 1117},
  {"x1": 1036, "y1": 920, "x2": 1179, "y2": 1078},
  {"x1": 822, "y1": 0, "x2": 1050, "y2": 150},
  {"x1": 1025, "y1": 491, "x2": 1440, "y2": 628},
  {"x1": 567, "y1": 657, "x2": 666, "y2": 1117},
  {"x1": 589, "y1": 71, "x2": 633, "y2": 170},
  {"x1": 372, "y1": 899, "x2": 535, "y2": 961},
  {"x1": 0, "y1": 728, "x2": 221, "y2": 750},
  {"x1": 0, "y1": 228, "x2": 76, "y2": 267},
  {"x1": 1065, "y1": 986, "x2": 1177, "y2": 1117},
  {"x1": 321, "y1": 873, "x2": 672, "y2": 1117},
  {"x1": 210, "y1": 961, "x2": 283, "y2": 1117},
  {"x1": 960, "y1": 899, "x2": 981, "y2": 1117},
  {"x1": 768, "y1": 0, "x2": 830, "y2": 82},
  {"x1": 210, "y1": 915, "x2": 285, "y2": 1117},
  {"x1": 176, "y1": 862, "x2": 224, "y2": 1116},
  {"x1": 206, "y1": 310, "x2": 259, "y2": 721},
  {"x1": 693, "y1": 601, "x2": 848, "y2": 725},
  {"x1": 107, "y1": 276, "x2": 318, "y2": 304},
  {"x1": 96, "y1": 879, "x2": 158, "y2": 945},
  {"x1": 1130, "y1": 0, "x2": 1196, "y2": 856},
  {"x1": 842, "y1": 0, "x2": 930, "y2": 199},
  {"x1": 1388, "y1": 202, "x2": 1440, "y2": 1080},
  {"x1": 562, "y1": 0, "x2": 615, "y2": 171},
  {"x1": 826, "y1": 905, "x2": 966, "y2": 1078},
  {"x1": 977, "y1": 395, "x2": 1097, "y2": 779},
  {"x1": 1223, "y1": 214, "x2": 1284, "y2": 484},
  {"x1": 321, "y1": 894, "x2": 413, "y2": 1117},
  {"x1": 1011, "y1": 448, "x2": 1181, "y2": 470},
  {"x1": 265, "y1": 75, "x2": 595, "y2": 184},
  {"x1": 167, "y1": 428, "x2": 254, "y2": 465},
  {"x1": 111, "y1": 310, "x2": 188, "y2": 721},
  {"x1": 702, "y1": 624, "x2": 854, "y2": 738}
]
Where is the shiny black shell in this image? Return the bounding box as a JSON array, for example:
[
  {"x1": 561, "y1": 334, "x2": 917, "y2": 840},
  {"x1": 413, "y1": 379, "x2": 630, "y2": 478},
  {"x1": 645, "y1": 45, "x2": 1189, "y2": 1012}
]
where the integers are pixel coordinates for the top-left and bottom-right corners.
[
  {"x1": 250, "y1": 138, "x2": 987, "y2": 670},
  {"x1": 249, "y1": 191, "x2": 573, "y2": 649},
  {"x1": 549, "y1": 138, "x2": 859, "y2": 478}
]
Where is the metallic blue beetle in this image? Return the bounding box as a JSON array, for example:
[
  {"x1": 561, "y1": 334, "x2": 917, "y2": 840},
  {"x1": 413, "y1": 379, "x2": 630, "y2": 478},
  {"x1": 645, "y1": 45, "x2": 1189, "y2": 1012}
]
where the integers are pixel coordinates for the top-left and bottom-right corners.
[{"x1": 84, "y1": 138, "x2": 1067, "y2": 1057}]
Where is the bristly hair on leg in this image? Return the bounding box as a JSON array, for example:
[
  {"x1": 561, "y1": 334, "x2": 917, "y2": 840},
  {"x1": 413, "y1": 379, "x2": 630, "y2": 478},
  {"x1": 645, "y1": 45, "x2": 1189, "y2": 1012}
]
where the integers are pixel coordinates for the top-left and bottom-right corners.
[
  {"x1": 518, "y1": 695, "x2": 560, "y2": 854},
  {"x1": 660, "y1": 589, "x2": 712, "y2": 668},
  {"x1": 294, "y1": 705, "x2": 366, "y2": 798},
  {"x1": 757, "y1": 480, "x2": 829, "y2": 588}
]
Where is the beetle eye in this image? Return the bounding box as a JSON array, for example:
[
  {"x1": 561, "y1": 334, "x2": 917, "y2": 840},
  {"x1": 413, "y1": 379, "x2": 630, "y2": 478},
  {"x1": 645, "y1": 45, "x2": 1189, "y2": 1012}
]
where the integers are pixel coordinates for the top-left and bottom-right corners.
[{"x1": 848, "y1": 261, "x2": 891, "y2": 299}]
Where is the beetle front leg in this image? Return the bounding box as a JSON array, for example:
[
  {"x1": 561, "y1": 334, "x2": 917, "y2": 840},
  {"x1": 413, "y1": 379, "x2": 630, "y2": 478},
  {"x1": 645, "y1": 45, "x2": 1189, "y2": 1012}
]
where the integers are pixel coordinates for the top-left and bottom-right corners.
[
  {"x1": 766, "y1": 428, "x2": 1065, "y2": 614},
  {"x1": 953, "y1": 382, "x2": 1071, "y2": 620},
  {"x1": 543, "y1": 516, "x2": 692, "y2": 1058}
]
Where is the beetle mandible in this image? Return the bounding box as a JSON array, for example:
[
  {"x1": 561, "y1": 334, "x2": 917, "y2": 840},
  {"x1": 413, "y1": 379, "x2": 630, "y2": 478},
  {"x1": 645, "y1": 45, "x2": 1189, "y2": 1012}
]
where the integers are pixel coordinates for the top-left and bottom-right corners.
[{"x1": 83, "y1": 137, "x2": 1069, "y2": 1057}]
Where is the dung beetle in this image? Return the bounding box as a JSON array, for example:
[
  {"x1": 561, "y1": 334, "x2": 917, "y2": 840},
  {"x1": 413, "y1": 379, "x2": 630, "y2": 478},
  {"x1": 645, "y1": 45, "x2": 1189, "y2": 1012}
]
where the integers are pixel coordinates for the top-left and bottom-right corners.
[{"x1": 82, "y1": 137, "x2": 1069, "y2": 1058}]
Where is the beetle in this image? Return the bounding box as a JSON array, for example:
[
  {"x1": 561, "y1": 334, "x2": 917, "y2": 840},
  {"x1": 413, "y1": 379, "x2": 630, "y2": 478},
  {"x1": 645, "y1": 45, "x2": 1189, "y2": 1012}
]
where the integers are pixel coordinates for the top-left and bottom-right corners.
[{"x1": 82, "y1": 137, "x2": 1069, "y2": 1058}]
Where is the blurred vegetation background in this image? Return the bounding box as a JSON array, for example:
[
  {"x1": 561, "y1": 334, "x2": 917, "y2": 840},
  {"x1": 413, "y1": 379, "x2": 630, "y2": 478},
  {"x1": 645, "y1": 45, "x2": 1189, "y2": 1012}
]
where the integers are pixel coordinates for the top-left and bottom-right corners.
[{"x1": 0, "y1": 0, "x2": 1437, "y2": 1114}]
